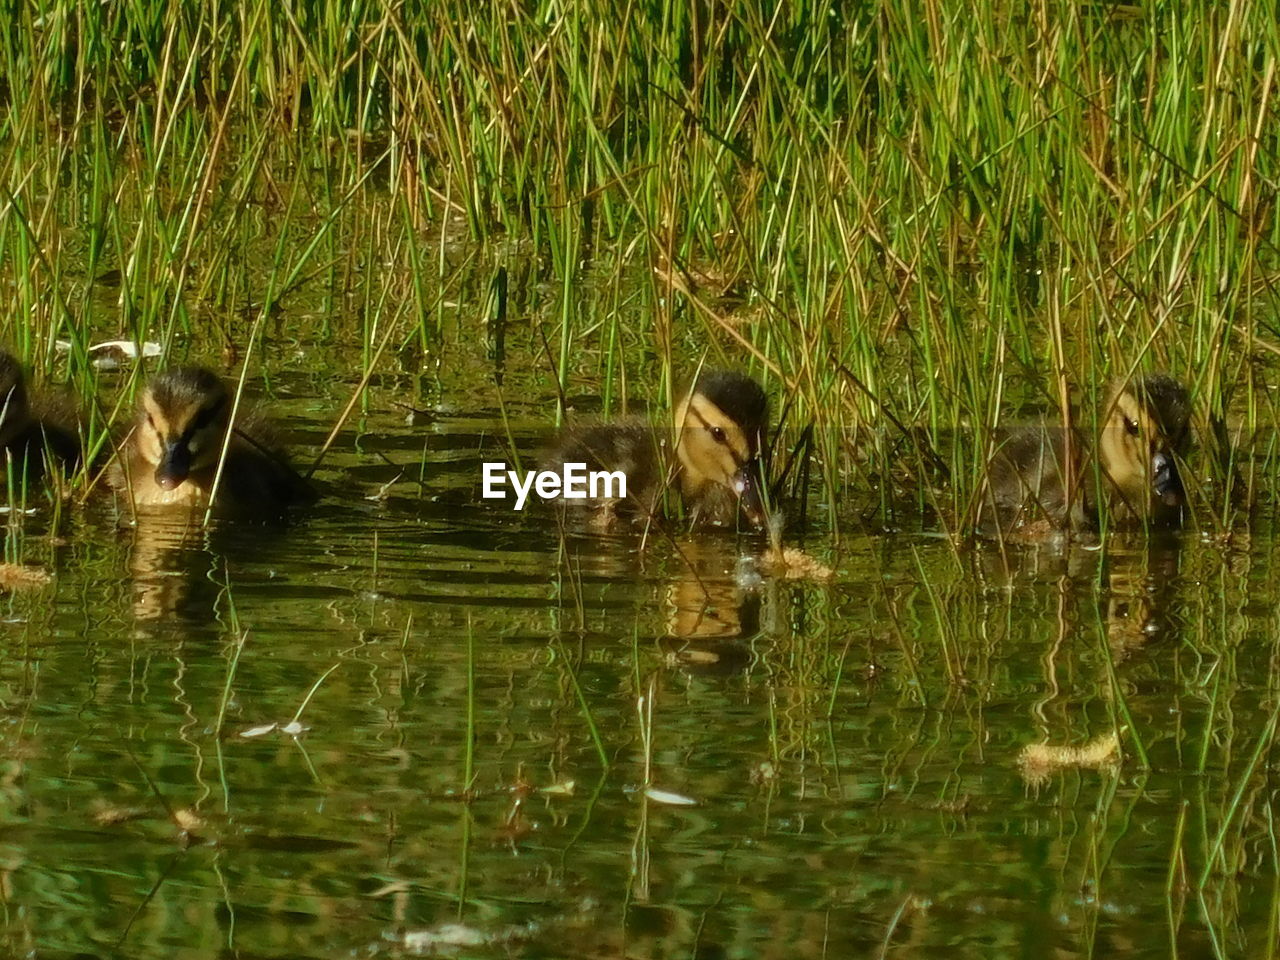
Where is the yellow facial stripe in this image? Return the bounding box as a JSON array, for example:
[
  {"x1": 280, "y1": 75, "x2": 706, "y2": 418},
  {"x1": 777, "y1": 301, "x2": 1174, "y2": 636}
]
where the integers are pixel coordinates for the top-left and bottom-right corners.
[{"x1": 683, "y1": 394, "x2": 750, "y2": 464}]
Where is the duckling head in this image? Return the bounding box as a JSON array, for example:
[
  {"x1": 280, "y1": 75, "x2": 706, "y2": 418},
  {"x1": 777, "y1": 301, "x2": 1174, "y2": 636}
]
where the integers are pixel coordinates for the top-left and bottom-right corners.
[
  {"x1": 0, "y1": 354, "x2": 30, "y2": 447},
  {"x1": 673, "y1": 371, "x2": 769, "y2": 526},
  {"x1": 137, "y1": 367, "x2": 231, "y2": 490},
  {"x1": 1097, "y1": 374, "x2": 1191, "y2": 514}
]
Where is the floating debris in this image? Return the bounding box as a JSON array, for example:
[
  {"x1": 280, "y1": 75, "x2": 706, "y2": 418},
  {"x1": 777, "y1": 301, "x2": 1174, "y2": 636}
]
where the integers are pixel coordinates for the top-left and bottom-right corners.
[
  {"x1": 678, "y1": 648, "x2": 721, "y2": 664},
  {"x1": 759, "y1": 513, "x2": 834, "y2": 581},
  {"x1": 91, "y1": 803, "x2": 147, "y2": 826},
  {"x1": 762, "y1": 546, "x2": 834, "y2": 581},
  {"x1": 1019, "y1": 732, "x2": 1120, "y2": 785},
  {"x1": 398, "y1": 921, "x2": 535, "y2": 955},
  {"x1": 240, "y1": 720, "x2": 309, "y2": 739},
  {"x1": 56, "y1": 339, "x2": 162, "y2": 370},
  {"x1": 540, "y1": 780, "x2": 575, "y2": 796},
  {"x1": 644, "y1": 787, "x2": 697, "y2": 806},
  {"x1": 0, "y1": 564, "x2": 53, "y2": 590},
  {"x1": 733, "y1": 555, "x2": 764, "y2": 590},
  {"x1": 171, "y1": 808, "x2": 204, "y2": 833},
  {"x1": 365, "y1": 473, "x2": 404, "y2": 501}
]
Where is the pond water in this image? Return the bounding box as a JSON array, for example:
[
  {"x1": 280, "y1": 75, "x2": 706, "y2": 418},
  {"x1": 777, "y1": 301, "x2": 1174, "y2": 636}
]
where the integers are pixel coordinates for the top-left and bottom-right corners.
[{"x1": 1, "y1": 357, "x2": 1275, "y2": 960}]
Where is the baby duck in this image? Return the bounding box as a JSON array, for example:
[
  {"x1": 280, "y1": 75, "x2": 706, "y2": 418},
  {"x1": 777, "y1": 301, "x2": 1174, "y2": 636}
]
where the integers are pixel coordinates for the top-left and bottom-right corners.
[
  {"x1": 0, "y1": 352, "x2": 80, "y2": 488},
  {"x1": 109, "y1": 366, "x2": 313, "y2": 517},
  {"x1": 979, "y1": 373, "x2": 1191, "y2": 537},
  {"x1": 544, "y1": 370, "x2": 769, "y2": 528}
]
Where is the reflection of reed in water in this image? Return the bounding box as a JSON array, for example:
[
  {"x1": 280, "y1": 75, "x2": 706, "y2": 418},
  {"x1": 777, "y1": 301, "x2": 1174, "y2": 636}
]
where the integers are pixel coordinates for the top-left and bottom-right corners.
[
  {"x1": 974, "y1": 533, "x2": 1103, "y2": 583},
  {"x1": 974, "y1": 533, "x2": 1183, "y2": 660}
]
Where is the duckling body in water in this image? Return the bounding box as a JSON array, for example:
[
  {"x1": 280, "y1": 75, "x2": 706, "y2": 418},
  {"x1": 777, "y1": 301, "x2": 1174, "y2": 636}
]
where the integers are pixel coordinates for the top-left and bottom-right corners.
[
  {"x1": 109, "y1": 366, "x2": 314, "y2": 517},
  {"x1": 0, "y1": 352, "x2": 81, "y2": 488},
  {"x1": 543, "y1": 370, "x2": 769, "y2": 529},
  {"x1": 979, "y1": 374, "x2": 1191, "y2": 538}
]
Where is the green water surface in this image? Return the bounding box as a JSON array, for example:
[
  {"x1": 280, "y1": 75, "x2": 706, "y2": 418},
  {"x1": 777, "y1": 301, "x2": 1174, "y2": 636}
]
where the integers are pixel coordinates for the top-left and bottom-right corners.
[{"x1": 0, "y1": 357, "x2": 1271, "y2": 960}]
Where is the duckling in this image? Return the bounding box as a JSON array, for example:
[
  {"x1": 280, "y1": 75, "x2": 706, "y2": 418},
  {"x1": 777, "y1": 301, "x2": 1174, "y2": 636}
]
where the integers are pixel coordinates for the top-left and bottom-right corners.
[
  {"x1": 108, "y1": 366, "x2": 314, "y2": 517},
  {"x1": 979, "y1": 373, "x2": 1191, "y2": 537},
  {"x1": 0, "y1": 352, "x2": 81, "y2": 488},
  {"x1": 543, "y1": 370, "x2": 769, "y2": 528}
]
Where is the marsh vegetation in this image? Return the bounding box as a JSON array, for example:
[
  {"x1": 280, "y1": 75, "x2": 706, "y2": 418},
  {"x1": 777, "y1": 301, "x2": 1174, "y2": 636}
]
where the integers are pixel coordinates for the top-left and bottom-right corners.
[{"x1": 0, "y1": 2, "x2": 1277, "y2": 957}]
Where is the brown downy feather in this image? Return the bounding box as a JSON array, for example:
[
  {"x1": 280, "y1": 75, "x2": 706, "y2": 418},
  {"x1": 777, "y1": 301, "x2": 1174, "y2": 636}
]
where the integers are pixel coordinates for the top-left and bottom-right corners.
[
  {"x1": 108, "y1": 365, "x2": 314, "y2": 518},
  {"x1": 542, "y1": 370, "x2": 769, "y2": 529},
  {"x1": 0, "y1": 352, "x2": 81, "y2": 489},
  {"x1": 979, "y1": 374, "x2": 1191, "y2": 538}
]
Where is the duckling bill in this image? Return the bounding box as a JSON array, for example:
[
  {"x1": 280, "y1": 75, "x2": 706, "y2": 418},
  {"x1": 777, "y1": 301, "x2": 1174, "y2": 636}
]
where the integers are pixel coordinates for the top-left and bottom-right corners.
[
  {"x1": 543, "y1": 370, "x2": 769, "y2": 528},
  {"x1": 142, "y1": 368, "x2": 228, "y2": 491},
  {"x1": 979, "y1": 373, "x2": 1191, "y2": 537},
  {"x1": 109, "y1": 366, "x2": 314, "y2": 517}
]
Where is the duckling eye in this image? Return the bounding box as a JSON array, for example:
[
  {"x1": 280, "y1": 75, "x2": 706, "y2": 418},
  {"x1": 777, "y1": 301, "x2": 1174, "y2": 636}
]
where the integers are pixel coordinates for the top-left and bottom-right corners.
[
  {"x1": 191, "y1": 400, "x2": 224, "y2": 433},
  {"x1": 1123, "y1": 417, "x2": 1139, "y2": 437},
  {"x1": 709, "y1": 425, "x2": 726, "y2": 443}
]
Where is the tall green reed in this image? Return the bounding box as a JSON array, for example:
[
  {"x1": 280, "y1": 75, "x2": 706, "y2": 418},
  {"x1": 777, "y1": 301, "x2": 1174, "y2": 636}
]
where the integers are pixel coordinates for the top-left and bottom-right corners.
[{"x1": 0, "y1": 0, "x2": 1273, "y2": 527}]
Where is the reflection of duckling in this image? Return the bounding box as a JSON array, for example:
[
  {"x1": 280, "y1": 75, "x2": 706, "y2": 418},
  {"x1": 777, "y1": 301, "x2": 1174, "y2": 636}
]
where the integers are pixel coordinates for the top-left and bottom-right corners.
[
  {"x1": 980, "y1": 374, "x2": 1191, "y2": 536},
  {"x1": 665, "y1": 541, "x2": 757, "y2": 638},
  {"x1": 659, "y1": 552, "x2": 758, "y2": 675},
  {"x1": 544, "y1": 370, "x2": 768, "y2": 528},
  {"x1": 1103, "y1": 538, "x2": 1181, "y2": 660},
  {"x1": 124, "y1": 519, "x2": 218, "y2": 623},
  {"x1": 0, "y1": 352, "x2": 80, "y2": 487},
  {"x1": 108, "y1": 366, "x2": 314, "y2": 517}
]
